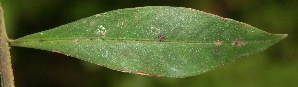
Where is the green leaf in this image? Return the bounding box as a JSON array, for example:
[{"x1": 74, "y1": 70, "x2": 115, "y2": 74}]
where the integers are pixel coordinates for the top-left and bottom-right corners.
[{"x1": 10, "y1": 6, "x2": 287, "y2": 78}]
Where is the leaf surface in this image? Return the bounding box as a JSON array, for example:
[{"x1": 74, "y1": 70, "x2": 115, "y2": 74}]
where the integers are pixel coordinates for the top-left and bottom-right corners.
[{"x1": 10, "y1": 6, "x2": 287, "y2": 78}]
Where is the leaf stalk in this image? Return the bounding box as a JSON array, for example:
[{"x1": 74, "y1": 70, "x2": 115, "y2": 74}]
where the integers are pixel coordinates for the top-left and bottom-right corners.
[{"x1": 0, "y1": 3, "x2": 15, "y2": 87}]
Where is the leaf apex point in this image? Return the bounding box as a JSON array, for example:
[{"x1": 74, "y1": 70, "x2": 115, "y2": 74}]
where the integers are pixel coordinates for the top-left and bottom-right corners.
[{"x1": 276, "y1": 34, "x2": 288, "y2": 39}]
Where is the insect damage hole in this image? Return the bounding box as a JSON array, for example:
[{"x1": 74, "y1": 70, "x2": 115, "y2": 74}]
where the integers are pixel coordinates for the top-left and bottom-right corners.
[{"x1": 232, "y1": 36, "x2": 246, "y2": 47}]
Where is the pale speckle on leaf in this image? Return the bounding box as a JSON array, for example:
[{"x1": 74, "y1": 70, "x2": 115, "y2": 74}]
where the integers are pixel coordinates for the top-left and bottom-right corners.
[
  {"x1": 214, "y1": 40, "x2": 223, "y2": 46},
  {"x1": 95, "y1": 25, "x2": 107, "y2": 37},
  {"x1": 95, "y1": 14, "x2": 101, "y2": 17}
]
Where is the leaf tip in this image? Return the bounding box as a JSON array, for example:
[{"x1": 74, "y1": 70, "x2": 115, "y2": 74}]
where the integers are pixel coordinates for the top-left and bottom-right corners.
[
  {"x1": 275, "y1": 34, "x2": 288, "y2": 41},
  {"x1": 279, "y1": 34, "x2": 288, "y2": 38}
]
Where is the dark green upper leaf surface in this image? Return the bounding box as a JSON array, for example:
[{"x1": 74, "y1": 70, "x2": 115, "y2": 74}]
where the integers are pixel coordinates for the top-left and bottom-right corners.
[{"x1": 10, "y1": 6, "x2": 287, "y2": 78}]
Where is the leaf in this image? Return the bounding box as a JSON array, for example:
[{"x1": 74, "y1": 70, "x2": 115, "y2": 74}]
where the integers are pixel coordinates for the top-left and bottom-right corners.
[{"x1": 10, "y1": 6, "x2": 287, "y2": 78}]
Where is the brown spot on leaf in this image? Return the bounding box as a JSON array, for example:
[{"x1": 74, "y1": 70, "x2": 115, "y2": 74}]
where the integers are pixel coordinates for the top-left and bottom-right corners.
[
  {"x1": 52, "y1": 50, "x2": 70, "y2": 56},
  {"x1": 214, "y1": 40, "x2": 223, "y2": 46},
  {"x1": 157, "y1": 34, "x2": 165, "y2": 42},
  {"x1": 52, "y1": 50, "x2": 63, "y2": 54},
  {"x1": 223, "y1": 18, "x2": 231, "y2": 20},
  {"x1": 232, "y1": 36, "x2": 245, "y2": 47},
  {"x1": 120, "y1": 70, "x2": 164, "y2": 77},
  {"x1": 135, "y1": 72, "x2": 165, "y2": 77}
]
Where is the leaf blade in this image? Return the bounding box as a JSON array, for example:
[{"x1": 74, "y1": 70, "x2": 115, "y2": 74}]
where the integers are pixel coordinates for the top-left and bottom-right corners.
[{"x1": 10, "y1": 6, "x2": 287, "y2": 77}]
